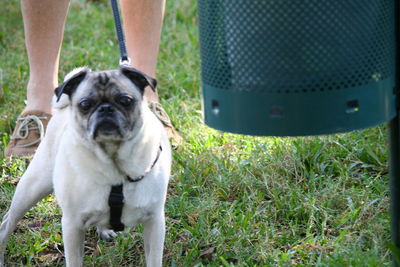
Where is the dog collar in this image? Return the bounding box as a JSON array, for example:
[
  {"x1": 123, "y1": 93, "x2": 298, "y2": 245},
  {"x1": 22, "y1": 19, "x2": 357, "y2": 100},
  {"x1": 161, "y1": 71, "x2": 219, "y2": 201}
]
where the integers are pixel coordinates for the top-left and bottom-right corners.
[
  {"x1": 108, "y1": 144, "x2": 163, "y2": 232},
  {"x1": 126, "y1": 145, "x2": 163, "y2": 183}
]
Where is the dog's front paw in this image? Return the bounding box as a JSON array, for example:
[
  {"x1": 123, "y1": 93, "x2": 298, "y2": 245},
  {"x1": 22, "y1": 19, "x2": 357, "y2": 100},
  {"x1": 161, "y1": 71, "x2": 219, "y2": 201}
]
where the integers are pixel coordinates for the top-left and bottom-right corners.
[{"x1": 97, "y1": 227, "x2": 117, "y2": 240}]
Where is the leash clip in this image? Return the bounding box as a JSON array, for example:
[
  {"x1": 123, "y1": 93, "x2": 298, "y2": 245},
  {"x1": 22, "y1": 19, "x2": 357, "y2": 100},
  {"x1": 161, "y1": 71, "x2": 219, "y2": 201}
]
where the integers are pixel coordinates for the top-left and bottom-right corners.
[{"x1": 119, "y1": 57, "x2": 131, "y2": 67}]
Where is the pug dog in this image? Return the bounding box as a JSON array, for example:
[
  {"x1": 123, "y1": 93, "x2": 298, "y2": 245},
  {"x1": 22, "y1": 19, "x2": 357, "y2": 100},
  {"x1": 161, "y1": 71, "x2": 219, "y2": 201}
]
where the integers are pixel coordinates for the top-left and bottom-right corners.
[{"x1": 0, "y1": 66, "x2": 171, "y2": 267}]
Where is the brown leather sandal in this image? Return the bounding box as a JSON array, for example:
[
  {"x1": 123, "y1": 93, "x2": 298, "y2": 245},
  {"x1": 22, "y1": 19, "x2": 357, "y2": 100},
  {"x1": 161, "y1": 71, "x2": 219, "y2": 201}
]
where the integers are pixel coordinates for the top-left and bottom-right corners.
[
  {"x1": 4, "y1": 110, "x2": 52, "y2": 158},
  {"x1": 148, "y1": 101, "x2": 183, "y2": 147}
]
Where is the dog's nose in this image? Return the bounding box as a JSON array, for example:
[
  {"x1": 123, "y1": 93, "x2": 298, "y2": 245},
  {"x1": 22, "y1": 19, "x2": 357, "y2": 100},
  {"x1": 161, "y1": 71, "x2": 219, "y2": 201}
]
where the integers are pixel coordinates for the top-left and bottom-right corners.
[{"x1": 98, "y1": 104, "x2": 115, "y2": 114}]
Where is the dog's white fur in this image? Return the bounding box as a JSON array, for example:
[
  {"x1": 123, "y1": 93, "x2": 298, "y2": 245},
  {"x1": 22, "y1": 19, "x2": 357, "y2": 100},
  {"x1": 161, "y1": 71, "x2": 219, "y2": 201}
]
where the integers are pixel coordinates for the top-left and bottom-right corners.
[{"x1": 0, "y1": 69, "x2": 171, "y2": 267}]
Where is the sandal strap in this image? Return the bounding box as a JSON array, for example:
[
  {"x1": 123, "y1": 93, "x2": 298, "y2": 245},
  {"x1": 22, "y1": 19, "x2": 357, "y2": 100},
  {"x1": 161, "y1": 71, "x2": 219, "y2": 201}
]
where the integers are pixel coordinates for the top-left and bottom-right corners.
[
  {"x1": 12, "y1": 114, "x2": 50, "y2": 148},
  {"x1": 148, "y1": 101, "x2": 172, "y2": 128}
]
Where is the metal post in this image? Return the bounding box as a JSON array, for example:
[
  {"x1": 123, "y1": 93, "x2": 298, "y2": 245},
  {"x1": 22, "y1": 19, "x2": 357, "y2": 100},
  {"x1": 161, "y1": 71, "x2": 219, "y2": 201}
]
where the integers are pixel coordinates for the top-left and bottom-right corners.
[
  {"x1": 391, "y1": 1, "x2": 400, "y2": 265},
  {"x1": 390, "y1": 116, "x2": 400, "y2": 266}
]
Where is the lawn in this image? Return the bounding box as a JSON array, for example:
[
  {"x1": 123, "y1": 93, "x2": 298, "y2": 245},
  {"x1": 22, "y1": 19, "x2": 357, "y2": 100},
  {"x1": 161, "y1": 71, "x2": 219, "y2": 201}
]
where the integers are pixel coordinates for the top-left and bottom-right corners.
[{"x1": 0, "y1": 0, "x2": 392, "y2": 266}]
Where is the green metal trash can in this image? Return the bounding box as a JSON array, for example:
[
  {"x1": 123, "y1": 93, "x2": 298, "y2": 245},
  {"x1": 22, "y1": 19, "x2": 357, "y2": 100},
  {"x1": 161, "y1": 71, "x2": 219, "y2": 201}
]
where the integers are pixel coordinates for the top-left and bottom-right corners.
[
  {"x1": 198, "y1": 0, "x2": 396, "y2": 136},
  {"x1": 198, "y1": 1, "x2": 400, "y2": 265}
]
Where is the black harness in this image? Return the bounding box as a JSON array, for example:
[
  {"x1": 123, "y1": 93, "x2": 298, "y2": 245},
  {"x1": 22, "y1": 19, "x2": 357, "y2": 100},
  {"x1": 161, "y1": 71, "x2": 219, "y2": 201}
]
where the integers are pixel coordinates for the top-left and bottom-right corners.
[{"x1": 108, "y1": 145, "x2": 162, "y2": 232}]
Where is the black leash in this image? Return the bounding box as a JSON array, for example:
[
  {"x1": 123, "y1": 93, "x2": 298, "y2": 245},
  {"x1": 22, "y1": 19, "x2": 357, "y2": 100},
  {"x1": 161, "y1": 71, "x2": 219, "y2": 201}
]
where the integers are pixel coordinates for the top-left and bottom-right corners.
[
  {"x1": 110, "y1": 0, "x2": 131, "y2": 66},
  {"x1": 108, "y1": 0, "x2": 130, "y2": 232},
  {"x1": 108, "y1": 0, "x2": 164, "y2": 233}
]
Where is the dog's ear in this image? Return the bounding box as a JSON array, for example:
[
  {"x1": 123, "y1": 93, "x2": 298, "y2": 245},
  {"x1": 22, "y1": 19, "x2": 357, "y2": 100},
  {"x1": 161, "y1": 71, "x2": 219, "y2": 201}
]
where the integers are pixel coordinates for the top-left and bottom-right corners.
[
  {"x1": 120, "y1": 66, "x2": 157, "y2": 95},
  {"x1": 54, "y1": 67, "x2": 90, "y2": 102}
]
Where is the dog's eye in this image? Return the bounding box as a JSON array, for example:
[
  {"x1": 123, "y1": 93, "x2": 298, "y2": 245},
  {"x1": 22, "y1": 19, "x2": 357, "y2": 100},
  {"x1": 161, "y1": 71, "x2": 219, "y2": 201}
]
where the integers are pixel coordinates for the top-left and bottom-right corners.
[
  {"x1": 118, "y1": 96, "x2": 134, "y2": 107},
  {"x1": 78, "y1": 99, "x2": 93, "y2": 112}
]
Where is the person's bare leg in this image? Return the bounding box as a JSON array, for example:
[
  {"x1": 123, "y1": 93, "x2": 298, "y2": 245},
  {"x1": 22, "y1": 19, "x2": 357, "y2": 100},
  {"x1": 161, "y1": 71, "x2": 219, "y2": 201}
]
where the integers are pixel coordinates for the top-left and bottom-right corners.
[
  {"x1": 22, "y1": 0, "x2": 70, "y2": 114},
  {"x1": 120, "y1": 0, "x2": 182, "y2": 144},
  {"x1": 120, "y1": 0, "x2": 165, "y2": 103},
  {"x1": 4, "y1": 0, "x2": 70, "y2": 158}
]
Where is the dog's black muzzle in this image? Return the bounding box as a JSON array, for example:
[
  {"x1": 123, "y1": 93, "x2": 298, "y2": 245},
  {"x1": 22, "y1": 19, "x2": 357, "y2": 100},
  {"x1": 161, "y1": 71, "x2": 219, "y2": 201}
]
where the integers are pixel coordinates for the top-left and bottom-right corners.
[{"x1": 92, "y1": 103, "x2": 123, "y2": 138}]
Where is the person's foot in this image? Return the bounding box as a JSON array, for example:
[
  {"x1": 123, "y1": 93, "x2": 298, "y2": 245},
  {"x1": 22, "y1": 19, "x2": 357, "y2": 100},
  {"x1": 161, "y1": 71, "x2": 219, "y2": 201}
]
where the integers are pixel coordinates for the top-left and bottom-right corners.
[
  {"x1": 144, "y1": 87, "x2": 182, "y2": 146},
  {"x1": 4, "y1": 110, "x2": 52, "y2": 158},
  {"x1": 148, "y1": 101, "x2": 183, "y2": 146}
]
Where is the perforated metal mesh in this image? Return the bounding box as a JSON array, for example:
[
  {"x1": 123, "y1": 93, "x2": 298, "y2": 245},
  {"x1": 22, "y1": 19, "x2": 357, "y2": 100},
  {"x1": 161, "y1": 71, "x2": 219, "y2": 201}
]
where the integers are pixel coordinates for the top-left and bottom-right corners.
[{"x1": 198, "y1": 0, "x2": 395, "y2": 94}]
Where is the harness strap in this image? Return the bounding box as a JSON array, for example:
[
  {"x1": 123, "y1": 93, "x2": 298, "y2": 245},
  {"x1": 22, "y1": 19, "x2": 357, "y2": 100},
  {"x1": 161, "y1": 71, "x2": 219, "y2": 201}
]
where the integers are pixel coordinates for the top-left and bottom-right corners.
[{"x1": 108, "y1": 184, "x2": 125, "y2": 232}]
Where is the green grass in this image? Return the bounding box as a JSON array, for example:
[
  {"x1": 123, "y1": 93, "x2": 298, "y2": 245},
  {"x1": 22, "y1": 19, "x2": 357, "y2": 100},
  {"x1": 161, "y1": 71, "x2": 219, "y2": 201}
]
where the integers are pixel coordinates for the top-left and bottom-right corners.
[{"x1": 0, "y1": 0, "x2": 392, "y2": 266}]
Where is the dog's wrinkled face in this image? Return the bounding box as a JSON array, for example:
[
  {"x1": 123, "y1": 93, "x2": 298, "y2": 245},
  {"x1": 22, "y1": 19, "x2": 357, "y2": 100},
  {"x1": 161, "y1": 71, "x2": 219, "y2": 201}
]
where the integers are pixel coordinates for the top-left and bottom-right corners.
[
  {"x1": 74, "y1": 70, "x2": 141, "y2": 142},
  {"x1": 55, "y1": 67, "x2": 157, "y2": 143}
]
